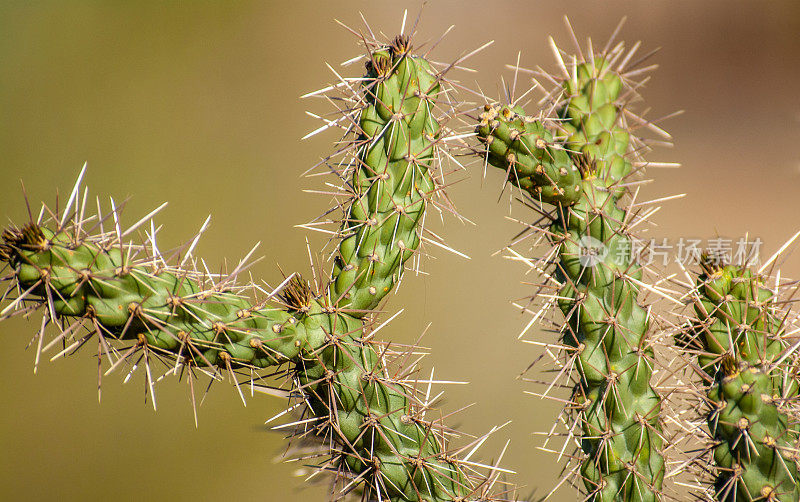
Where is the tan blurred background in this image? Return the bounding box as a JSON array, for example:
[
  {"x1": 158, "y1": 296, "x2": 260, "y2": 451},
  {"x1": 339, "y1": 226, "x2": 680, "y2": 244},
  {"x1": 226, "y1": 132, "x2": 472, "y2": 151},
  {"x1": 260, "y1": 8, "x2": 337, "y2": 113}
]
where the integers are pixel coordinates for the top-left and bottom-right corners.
[{"x1": 1, "y1": 1, "x2": 799, "y2": 500}]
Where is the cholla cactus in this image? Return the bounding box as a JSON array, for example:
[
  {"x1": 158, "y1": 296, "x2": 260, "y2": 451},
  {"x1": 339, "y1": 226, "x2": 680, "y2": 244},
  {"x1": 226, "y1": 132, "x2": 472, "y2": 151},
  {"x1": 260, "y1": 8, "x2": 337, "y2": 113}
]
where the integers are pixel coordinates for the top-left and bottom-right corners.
[
  {"x1": 0, "y1": 27, "x2": 510, "y2": 502},
  {"x1": 474, "y1": 20, "x2": 672, "y2": 501},
  {"x1": 675, "y1": 253, "x2": 800, "y2": 501},
  {"x1": 6, "y1": 13, "x2": 800, "y2": 502}
]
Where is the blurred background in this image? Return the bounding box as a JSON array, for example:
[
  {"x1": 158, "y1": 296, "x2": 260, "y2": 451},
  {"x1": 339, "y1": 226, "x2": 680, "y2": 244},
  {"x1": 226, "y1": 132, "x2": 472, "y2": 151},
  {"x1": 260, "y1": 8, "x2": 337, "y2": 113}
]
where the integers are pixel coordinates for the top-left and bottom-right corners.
[{"x1": 1, "y1": 1, "x2": 799, "y2": 500}]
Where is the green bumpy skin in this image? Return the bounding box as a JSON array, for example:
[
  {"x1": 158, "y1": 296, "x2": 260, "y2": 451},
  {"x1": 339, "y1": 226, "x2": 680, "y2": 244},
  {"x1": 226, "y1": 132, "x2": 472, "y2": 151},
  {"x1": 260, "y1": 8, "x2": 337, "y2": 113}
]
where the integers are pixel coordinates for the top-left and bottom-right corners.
[
  {"x1": 693, "y1": 262, "x2": 800, "y2": 501},
  {"x1": 0, "y1": 40, "x2": 469, "y2": 502},
  {"x1": 2, "y1": 225, "x2": 465, "y2": 501},
  {"x1": 477, "y1": 58, "x2": 664, "y2": 501},
  {"x1": 330, "y1": 40, "x2": 440, "y2": 314}
]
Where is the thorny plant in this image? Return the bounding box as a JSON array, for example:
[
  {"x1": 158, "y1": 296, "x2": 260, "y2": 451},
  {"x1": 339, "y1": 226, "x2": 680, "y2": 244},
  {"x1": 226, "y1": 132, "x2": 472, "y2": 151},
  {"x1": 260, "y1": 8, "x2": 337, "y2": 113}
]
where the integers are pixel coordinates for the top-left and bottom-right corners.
[
  {"x1": 3, "y1": 12, "x2": 800, "y2": 502},
  {"x1": 667, "y1": 247, "x2": 800, "y2": 502},
  {"x1": 0, "y1": 15, "x2": 514, "y2": 502},
  {"x1": 471, "y1": 15, "x2": 800, "y2": 502}
]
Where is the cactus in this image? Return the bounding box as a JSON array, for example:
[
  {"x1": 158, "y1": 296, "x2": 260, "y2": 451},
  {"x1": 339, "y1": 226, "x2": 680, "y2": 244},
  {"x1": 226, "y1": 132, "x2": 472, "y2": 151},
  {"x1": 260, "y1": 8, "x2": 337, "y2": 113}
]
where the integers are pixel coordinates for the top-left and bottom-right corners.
[
  {"x1": 6, "y1": 12, "x2": 800, "y2": 502},
  {"x1": 475, "y1": 26, "x2": 667, "y2": 501},
  {"x1": 0, "y1": 32, "x2": 509, "y2": 502},
  {"x1": 328, "y1": 37, "x2": 438, "y2": 314},
  {"x1": 678, "y1": 255, "x2": 800, "y2": 501}
]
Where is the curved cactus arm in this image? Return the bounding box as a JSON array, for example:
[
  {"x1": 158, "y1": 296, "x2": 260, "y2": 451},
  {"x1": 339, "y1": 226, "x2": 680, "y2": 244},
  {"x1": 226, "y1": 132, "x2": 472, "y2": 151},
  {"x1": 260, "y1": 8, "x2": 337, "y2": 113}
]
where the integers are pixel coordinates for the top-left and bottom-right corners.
[
  {"x1": 475, "y1": 24, "x2": 670, "y2": 502},
  {"x1": 0, "y1": 32, "x2": 511, "y2": 502},
  {"x1": 680, "y1": 255, "x2": 800, "y2": 501},
  {"x1": 302, "y1": 35, "x2": 465, "y2": 318},
  {"x1": 0, "y1": 217, "x2": 491, "y2": 501},
  {"x1": 328, "y1": 37, "x2": 442, "y2": 314}
]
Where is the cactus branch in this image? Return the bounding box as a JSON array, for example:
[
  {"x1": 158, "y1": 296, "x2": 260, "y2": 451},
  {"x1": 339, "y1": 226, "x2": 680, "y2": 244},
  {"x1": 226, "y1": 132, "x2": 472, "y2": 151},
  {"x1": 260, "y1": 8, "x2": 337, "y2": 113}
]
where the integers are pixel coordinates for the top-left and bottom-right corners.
[
  {"x1": 0, "y1": 30, "x2": 510, "y2": 502},
  {"x1": 475, "y1": 24, "x2": 668, "y2": 501},
  {"x1": 679, "y1": 254, "x2": 800, "y2": 501}
]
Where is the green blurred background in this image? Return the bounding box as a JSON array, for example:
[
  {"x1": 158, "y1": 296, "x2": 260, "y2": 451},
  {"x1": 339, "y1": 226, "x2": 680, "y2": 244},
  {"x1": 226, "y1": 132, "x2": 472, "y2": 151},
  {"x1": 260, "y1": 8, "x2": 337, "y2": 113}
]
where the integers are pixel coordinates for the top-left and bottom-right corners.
[{"x1": 1, "y1": 1, "x2": 799, "y2": 500}]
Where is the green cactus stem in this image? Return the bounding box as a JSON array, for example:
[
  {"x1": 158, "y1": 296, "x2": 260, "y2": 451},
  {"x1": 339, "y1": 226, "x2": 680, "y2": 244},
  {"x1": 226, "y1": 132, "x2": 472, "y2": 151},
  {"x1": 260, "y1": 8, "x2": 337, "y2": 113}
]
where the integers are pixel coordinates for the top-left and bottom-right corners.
[
  {"x1": 0, "y1": 223, "x2": 471, "y2": 501},
  {"x1": 476, "y1": 41, "x2": 665, "y2": 500},
  {"x1": 329, "y1": 36, "x2": 441, "y2": 314},
  {"x1": 0, "y1": 36, "x2": 502, "y2": 502},
  {"x1": 687, "y1": 256, "x2": 800, "y2": 501}
]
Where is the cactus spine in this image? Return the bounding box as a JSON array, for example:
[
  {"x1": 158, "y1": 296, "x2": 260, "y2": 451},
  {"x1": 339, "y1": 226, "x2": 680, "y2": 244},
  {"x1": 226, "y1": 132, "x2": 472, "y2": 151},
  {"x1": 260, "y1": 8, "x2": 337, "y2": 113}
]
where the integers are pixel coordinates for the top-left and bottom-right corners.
[
  {"x1": 684, "y1": 257, "x2": 800, "y2": 501},
  {"x1": 0, "y1": 35, "x2": 503, "y2": 502},
  {"x1": 476, "y1": 39, "x2": 665, "y2": 500}
]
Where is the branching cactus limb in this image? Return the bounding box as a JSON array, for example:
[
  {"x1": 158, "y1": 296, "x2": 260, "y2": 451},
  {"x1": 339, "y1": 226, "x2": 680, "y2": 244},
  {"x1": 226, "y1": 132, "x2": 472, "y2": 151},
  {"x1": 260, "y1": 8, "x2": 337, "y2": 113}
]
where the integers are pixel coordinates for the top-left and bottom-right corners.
[
  {"x1": 0, "y1": 31, "x2": 511, "y2": 502},
  {"x1": 328, "y1": 37, "x2": 441, "y2": 314},
  {"x1": 474, "y1": 22, "x2": 673, "y2": 501},
  {"x1": 677, "y1": 254, "x2": 800, "y2": 501}
]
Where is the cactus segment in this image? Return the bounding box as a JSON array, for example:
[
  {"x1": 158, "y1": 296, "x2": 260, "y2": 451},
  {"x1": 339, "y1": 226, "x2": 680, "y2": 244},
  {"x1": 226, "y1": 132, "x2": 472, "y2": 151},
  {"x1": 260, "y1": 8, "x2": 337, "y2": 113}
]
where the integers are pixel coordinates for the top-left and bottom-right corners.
[
  {"x1": 329, "y1": 37, "x2": 441, "y2": 314},
  {"x1": 1, "y1": 220, "x2": 471, "y2": 501},
  {"x1": 0, "y1": 34, "x2": 507, "y2": 502},
  {"x1": 688, "y1": 258, "x2": 800, "y2": 501},
  {"x1": 476, "y1": 41, "x2": 665, "y2": 501}
]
